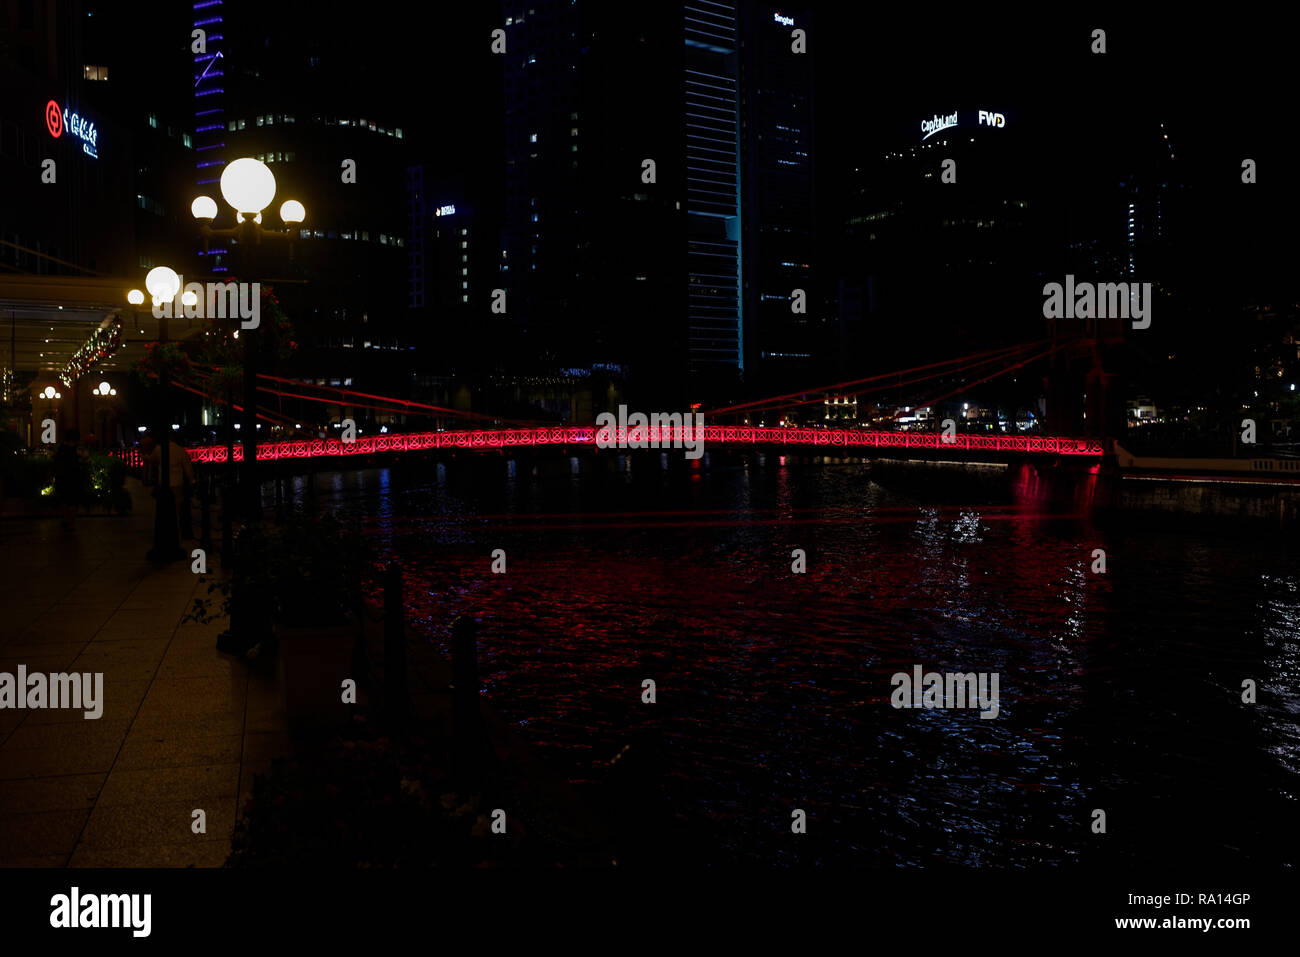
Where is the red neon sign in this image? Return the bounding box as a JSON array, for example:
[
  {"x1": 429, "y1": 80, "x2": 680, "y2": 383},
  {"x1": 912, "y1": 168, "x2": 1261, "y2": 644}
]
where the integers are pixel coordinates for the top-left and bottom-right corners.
[{"x1": 45, "y1": 100, "x2": 62, "y2": 138}]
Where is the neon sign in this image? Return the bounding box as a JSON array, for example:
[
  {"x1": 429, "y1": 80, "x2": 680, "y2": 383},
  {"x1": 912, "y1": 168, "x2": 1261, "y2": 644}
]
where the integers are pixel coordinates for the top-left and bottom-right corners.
[
  {"x1": 920, "y1": 111, "x2": 958, "y2": 141},
  {"x1": 435, "y1": 204, "x2": 456, "y2": 217},
  {"x1": 46, "y1": 99, "x2": 99, "y2": 158},
  {"x1": 774, "y1": 12, "x2": 794, "y2": 26}
]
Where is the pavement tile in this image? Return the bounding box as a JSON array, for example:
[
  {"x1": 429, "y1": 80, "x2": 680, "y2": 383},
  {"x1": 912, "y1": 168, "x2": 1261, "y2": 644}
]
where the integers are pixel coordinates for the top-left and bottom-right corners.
[
  {"x1": 96, "y1": 763, "x2": 240, "y2": 807},
  {"x1": 0, "y1": 773, "x2": 106, "y2": 814},
  {"x1": 0, "y1": 737, "x2": 122, "y2": 779},
  {"x1": 18, "y1": 679, "x2": 151, "y2": 726},
  {"x1": 114, "y1": 731, "x2": 242, "y2": 771},
  {"x1": 68, "y1": 839, "x2": 230, "y2": 868},
  {"x1": 77, "y1": 796, "x2": 238, "y2": 849},
  {"x1": 0, "y1": 808, "x2": 89, "y2": 858}
]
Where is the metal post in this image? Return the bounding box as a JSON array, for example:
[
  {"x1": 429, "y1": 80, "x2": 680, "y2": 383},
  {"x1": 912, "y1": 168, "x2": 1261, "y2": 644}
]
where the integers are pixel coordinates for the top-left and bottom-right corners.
[{"x1": 148, "y1": 308, "x2": 180, "y2": 562}]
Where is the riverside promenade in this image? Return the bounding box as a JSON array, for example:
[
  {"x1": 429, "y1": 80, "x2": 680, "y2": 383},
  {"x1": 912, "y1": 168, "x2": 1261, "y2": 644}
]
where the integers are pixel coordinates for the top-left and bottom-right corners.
[
  {"x1": 0, "y1": 479, "x2": 289, "y2": 866},
  {"x1": 1, "y1": 477, "x2": 610, "y2": 867}
]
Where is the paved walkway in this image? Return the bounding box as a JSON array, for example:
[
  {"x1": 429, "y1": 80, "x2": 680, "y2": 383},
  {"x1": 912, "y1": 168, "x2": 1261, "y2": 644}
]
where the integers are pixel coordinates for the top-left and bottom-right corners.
[{"x1": 0, "y1": 480, "x2": 287, "y2": 866}]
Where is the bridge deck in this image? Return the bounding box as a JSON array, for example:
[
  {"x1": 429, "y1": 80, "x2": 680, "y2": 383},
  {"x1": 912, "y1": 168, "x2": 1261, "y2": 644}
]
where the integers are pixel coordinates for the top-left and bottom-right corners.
[{"x1": 113, "y1": 427, "x2": 1106, "y2": 466}]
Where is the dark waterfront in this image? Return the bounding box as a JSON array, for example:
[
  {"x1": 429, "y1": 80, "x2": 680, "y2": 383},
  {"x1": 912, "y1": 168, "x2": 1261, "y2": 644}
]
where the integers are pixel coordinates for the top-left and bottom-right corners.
[{"x1": 298, "y1": 457, "x2": 1300, "y2": 868}]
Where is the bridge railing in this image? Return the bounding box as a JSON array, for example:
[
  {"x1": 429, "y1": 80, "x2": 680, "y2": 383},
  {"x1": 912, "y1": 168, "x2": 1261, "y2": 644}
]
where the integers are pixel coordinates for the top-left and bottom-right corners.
[{"x1": 110, "y1": 427, "x2": 1106, "y2": 462}]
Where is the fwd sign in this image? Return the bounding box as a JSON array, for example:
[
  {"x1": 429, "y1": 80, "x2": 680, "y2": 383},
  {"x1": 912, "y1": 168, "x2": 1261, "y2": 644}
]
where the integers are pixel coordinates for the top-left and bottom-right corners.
[{"x1": 978, "y1": 110, "x2": 1006, "y2": 128}]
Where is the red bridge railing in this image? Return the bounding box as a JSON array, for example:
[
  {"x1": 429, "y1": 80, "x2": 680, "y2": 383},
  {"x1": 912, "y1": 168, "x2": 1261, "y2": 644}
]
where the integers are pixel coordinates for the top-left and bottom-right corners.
[{"x1": 111, "y1": 427, "x2": 1104, "y2": 463}]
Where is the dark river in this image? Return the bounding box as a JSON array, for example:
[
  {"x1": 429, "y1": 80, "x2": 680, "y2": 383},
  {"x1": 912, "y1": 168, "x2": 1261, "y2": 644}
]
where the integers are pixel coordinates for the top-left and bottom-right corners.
[{"x1": 294, "y1": 454, "x2": 1300, "y2": 869}]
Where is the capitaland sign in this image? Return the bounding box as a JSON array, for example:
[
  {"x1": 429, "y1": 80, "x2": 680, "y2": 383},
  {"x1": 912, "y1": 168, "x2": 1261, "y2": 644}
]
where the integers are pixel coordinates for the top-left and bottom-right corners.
[
  {"x1": 920, "y1": 108, "x2": 1007, "y2": 140},
  {"x1": 45, "y1": 99, "x2": 99, "y2": 158},
  {"x1": 920, "y1": 111, "x2": 958, "y2": 141}
]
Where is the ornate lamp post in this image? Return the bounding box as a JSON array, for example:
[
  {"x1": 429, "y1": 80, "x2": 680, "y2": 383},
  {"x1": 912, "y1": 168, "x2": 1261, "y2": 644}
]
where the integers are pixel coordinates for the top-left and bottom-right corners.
[
  {"x1": 91, "y1": 380, "x2": 117, "y2": 450},
  {"x1": 191, "y1": 159, "x2": 305, "y2": 523},
  {"x1": 134, "y1": 268, "x2": 185, "y2": 562},
  {"x1": 35, "y1": 385, "x2": 62, "y2": 445}
]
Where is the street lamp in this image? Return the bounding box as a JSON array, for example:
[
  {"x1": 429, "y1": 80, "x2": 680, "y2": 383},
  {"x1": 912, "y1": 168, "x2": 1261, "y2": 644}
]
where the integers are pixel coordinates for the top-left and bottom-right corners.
[
  {"x1": 92, "y1": 380, "x2": 117, "y2": 451},
  {"x1": 192, "y1": 157, "x2": 305, "y2": 522},
  {"x1": 137, "y1": 267, "x2": 183, "y2": 562}
]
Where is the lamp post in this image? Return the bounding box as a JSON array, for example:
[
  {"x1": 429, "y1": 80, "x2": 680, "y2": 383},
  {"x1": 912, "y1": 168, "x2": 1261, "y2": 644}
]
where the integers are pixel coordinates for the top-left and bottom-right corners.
[
  {"x1": 92, "y1": 380, "x2": 117, "y2": 450},
  {"x1": 191, "y1": 159, "x2": 305, "y2": 523},
  {"x1": 36, "y1": 385, "x2": 62, "y2": 446},
  {"x1": 135, "y1": 269, "x2": 183, "y2": 562}
]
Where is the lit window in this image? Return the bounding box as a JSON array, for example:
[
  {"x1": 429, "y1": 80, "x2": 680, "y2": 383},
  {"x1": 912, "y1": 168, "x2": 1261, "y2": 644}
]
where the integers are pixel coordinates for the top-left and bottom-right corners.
[
  {"x1": 362, "y1": 231, "x2": 370, "y2": 241},
  {"x1": 395, "y1": 128, "x2": 403, "y2": 138},
  {"x1": 462, "y1": 295, "x2": 469, "y2": 303},
  {"x1": 461, "y1": 254, "x2": 467, "y2": 263},
  {"x1": 381, "y1": 234, "x2": 388, "y2": 244},
  {"x1": 571, "y1": 144, "x2": 578, "y2": 152},
  {"x1": 530, "y1": 133, "x2": 537, "y2": 143},
  {"x1": 266, "y1": 115, "x2": 274, "y2": 126},
  {"x1": 531, "y1": 213, "x2": 539, "y2": 222},
  {"x1": 183, "y1": 134, "x2": 192, "y2": 147},
  {"x1": 462, "y1": 281, "x2": 468, "y2": 289},
  {"x1": 571, "y1": 127, "x2": 578, "y2": 136},
  {"x1": 238, "y1": 119, "x2": 246, "y2": 130},
  {"x1": 461, "y1": 268, "x2": 468, "y2": 276},
  {"x1": 570, "y1": 112, "x2": 578, "y2": 120},
  {"x1": 228, "y1": 121, "x2": 236, "y2": 131},
  {"x1": 148, "y1": 114, "x2": 157, "y2": 128},
  {"x1": 460, "y1": 241, "x2": 467, "y2": 249},
  {"x1": 461, "y1": 229, "x2": 467, "y2": 236},
  {"x1": 257, "y1": 115, "x2": 264, "y2": 126}
]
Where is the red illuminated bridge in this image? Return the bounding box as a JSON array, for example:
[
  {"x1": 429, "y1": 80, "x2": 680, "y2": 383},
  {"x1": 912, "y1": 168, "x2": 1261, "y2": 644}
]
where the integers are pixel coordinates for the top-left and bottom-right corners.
[{"x1": 162, "y1": 427, "x2": 1105, "y2": 464}]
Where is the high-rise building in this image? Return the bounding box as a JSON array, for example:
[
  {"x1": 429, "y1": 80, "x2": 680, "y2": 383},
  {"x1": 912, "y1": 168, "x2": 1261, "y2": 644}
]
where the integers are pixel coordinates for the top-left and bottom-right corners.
[
  {"x1": 498, "y1": 0, "x2": 817, "y2": 403},
  {"x1": 739, "y1": 3, "x2": 816, "y2": 388},
  {"x1": 502, "y1": 0, "x2": 686, "y2": 403}
]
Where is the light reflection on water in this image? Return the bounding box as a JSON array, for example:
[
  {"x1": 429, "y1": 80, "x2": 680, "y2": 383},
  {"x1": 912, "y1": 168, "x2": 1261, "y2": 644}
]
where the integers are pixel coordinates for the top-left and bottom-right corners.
[{"x1": 310, "y1": 458, "x2": 1299, "y2": 867}]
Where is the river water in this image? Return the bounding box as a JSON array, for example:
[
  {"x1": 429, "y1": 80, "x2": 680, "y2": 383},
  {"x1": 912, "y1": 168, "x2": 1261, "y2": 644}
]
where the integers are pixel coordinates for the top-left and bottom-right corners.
[{"x1": 299, "y1": 454, "x2": 1300, "y2": 869}]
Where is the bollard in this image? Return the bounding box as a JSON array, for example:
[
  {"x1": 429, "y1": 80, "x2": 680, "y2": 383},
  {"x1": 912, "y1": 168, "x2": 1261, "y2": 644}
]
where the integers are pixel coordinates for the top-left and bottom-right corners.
[{"x1": 383, "y1": 562, "x2": 407, "y2": 714}]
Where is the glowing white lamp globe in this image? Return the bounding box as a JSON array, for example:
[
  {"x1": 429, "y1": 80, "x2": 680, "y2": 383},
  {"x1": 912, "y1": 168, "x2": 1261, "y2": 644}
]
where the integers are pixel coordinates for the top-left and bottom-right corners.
[
  {"x1": 220, "y1": 158, "x2": 276, "y2": 215},
  {"x1": 99, "y1": 382, "x2": 110, "y2": 393},
  {"x1": 279, "y1": 199, "x2": 305, "y2": 224},
  {"x1": 191, "y1": 195, "x2": 218, "y2": 220},
  {"x1": 181, "y1": 290, "x2": 199, "y2": 307},
  {"x1": 127, "y1": 289, "x2": 145, "y2": 305},
  {"x1": 144, "y1": 266, "x2": 181, "y2": 304}
]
